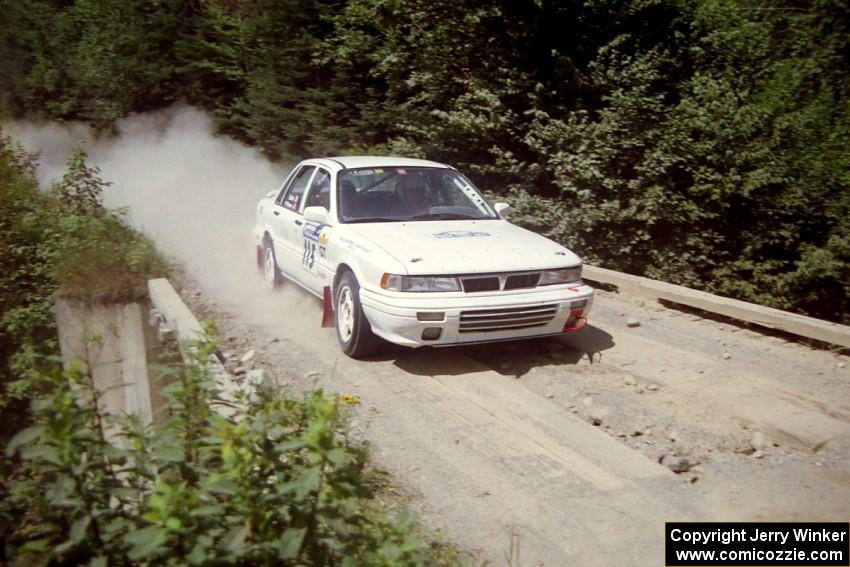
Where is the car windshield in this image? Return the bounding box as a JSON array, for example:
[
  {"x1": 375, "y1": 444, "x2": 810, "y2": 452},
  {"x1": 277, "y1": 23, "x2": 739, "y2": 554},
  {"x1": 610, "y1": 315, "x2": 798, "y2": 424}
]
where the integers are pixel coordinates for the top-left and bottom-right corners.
[{"x1": 337, "y1": 166, "x2": 497, "y2": 223}]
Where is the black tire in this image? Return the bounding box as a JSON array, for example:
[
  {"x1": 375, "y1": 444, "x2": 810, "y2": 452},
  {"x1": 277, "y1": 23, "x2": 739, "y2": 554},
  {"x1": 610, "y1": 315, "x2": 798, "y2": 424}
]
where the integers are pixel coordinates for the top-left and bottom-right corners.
[
  {"x1": 334, "y1": 271, "x2": 379, "y2": 358},
  {"x1": 262, "y1": 237, "x2": 283, "y2": 289}
]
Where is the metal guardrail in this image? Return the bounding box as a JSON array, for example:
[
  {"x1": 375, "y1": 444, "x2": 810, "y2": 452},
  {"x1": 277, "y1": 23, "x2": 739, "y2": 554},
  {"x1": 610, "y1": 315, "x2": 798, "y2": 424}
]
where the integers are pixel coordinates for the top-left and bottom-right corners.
[{"x1": 583, "y1": 265, "x2": 850, "y2": 348}]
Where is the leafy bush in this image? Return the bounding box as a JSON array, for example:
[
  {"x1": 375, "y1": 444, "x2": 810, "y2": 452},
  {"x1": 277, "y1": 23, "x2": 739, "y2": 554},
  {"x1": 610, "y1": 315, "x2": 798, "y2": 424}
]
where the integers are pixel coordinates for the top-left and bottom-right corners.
[
  {"x1": 0, "y1": 134, "x2": 56, "y2": 344},
  {"x1": 46, "y1": 147, "x2": 168, "y2": 304},
  {"x1": 2, "y1": 333, "x2": 456, "y2": 566},
  {"x1": 0, "y1": 134, "x2": 61, "y2": 416}
]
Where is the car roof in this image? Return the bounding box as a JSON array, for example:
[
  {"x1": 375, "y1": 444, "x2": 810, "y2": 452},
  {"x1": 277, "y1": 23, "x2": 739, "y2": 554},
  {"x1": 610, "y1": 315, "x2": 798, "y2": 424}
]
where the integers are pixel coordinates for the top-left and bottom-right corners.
[{"x1": 308, "y1": 156, "x2": 453, "y2": 171}]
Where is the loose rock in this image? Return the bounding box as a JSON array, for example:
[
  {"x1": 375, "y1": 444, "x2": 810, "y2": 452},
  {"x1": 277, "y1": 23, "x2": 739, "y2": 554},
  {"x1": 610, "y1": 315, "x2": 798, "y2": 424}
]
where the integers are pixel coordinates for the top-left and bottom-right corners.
[
  {"x1": 241, "y1": 349, "x2": 256, "y2": 363},
  {"x1": 623, "y1": 375, "x2": 637, "y2": 386},
  {"x1": 722, "y1": 352, "x2": 731, "y2": 360},
  {"x1": 247, "y1": 368, "x2": 266, "y2": 387},
  {"x1": 233, "y1": 366, "x2": 247, "y2": 376},
  {"x1": 750, "y1": 431, "x2": 772, "y2": 451},
  {"x1": 626, "y1": 317, "x2": 641, "y2": 328},
  {"x1": 646, "y1": 383, "x2": 659, "y2": 391},
  {"x1": 666, "y1": 457, "x2": 694, "y2": 474},
  {"x1": 587, "y1": 407, "x2": 609, "y2": 426}
]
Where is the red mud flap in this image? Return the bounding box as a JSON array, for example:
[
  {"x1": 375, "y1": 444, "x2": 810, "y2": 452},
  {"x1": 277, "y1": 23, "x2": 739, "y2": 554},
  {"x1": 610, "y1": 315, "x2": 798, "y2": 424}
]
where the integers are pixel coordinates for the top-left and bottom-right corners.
[
  {"x1": 256, "y1": 245, "x2": 263, "y2": 269},
  {"x1": 321, "y1": 286, "x2": 334, "y2": 328},
  {"x1": 563, "y1": 306, "x2": 587, "y2": 332}
]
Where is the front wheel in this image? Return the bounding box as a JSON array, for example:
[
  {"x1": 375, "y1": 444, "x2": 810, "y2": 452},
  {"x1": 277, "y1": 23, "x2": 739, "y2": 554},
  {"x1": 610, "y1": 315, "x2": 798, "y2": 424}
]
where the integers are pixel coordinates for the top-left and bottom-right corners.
[{"x1": 335, "y1": 271, "x2": 379, "y2": 358}]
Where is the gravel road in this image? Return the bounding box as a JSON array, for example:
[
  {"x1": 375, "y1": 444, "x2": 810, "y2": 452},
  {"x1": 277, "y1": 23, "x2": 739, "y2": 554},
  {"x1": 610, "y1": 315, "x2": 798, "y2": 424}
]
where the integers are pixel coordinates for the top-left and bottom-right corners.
[{"x1": 179, "y1": 273, "x2": 850, "y2": 566}]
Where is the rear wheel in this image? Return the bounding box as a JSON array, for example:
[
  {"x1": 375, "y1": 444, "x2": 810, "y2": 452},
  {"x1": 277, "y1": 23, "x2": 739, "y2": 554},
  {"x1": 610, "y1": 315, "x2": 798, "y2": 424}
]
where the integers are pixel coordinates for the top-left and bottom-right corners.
[
  {"x1": 335, "y1": 271, "x2": 379, "y2": 358},
  {"x1": 263, "y1": 238, "x2": 283, "y2": 289}
]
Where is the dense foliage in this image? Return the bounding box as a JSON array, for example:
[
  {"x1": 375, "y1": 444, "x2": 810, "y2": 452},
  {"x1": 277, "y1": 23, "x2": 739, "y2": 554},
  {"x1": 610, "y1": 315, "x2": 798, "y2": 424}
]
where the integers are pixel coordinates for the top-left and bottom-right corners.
[
  {"x1": 1, "y1": 0, "x2": 847, "y2": 322},
  {"x1": 3, "y1": 332, "x2": 454, "y2": 565}
]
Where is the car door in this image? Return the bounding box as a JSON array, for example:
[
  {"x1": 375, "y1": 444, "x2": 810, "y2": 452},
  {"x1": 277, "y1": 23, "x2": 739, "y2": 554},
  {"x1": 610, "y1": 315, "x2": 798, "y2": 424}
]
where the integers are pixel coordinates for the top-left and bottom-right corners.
[
  {"x1": 297, "y1": 167, "x2": 333, "y2": 294},
  {"x1": 271, "y1": 164, "x2": 316, "y2": 281}
]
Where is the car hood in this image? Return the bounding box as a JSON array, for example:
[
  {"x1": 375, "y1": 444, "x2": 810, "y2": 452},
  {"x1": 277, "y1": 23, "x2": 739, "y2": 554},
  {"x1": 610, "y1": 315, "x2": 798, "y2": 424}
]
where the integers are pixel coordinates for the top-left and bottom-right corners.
[{"x1": 349, "y1": 220, "x2": 581, "y2": 275}]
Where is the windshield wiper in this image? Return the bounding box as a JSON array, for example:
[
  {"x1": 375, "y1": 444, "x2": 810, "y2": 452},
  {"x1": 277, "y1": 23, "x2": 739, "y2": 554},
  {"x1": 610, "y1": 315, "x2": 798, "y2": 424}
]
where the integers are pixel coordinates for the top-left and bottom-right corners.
[
  {"x1": 345, "y1": 217, "x2": 403, "y2": 223},
  {"x1": 410, "y1": 212, "x2": 481, "y2": 220}
]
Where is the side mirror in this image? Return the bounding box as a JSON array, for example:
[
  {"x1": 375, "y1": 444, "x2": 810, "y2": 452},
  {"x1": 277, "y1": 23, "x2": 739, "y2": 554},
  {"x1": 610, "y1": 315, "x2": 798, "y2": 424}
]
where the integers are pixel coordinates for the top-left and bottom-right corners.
[
  {"x1": 494, "y1": 202, "x2": 512, "y2": 219},
  {"x1": 303, "y1": 206, "x2": 331, "y2": 224}
]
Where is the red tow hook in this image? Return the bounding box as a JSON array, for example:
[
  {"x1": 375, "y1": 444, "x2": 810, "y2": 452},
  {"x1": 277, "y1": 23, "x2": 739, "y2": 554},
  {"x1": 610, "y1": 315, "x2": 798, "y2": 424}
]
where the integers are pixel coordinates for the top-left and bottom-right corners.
[{"x1": 321, "y1": 286, "x2": 335, "y2": 328}]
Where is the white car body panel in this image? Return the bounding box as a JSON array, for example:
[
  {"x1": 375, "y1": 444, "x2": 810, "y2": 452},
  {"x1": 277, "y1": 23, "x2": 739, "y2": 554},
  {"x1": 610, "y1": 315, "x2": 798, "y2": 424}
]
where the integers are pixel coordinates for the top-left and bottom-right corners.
[
  {"x1": 346, "y1": 220, "x2": 582, "y2": 275},
  {"x1": 254, "y1": 156, "x2": 594, "y2": 349}
]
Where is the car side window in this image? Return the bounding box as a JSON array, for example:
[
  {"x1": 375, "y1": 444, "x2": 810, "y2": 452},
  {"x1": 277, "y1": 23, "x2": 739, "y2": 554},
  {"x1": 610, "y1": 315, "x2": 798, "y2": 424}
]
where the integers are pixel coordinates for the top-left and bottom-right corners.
[
  {"x1": 277, "y1": 165, "x2": 316, "y2": 211},
  {"x1": 302, "y1": 168, "x2": 331, "y2": 211}
]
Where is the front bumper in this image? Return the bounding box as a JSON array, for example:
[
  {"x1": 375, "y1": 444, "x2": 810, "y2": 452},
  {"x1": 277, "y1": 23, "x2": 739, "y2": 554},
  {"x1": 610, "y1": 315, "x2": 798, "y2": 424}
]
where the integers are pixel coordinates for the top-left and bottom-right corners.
[{"x1": 359, "y1": 283, "x2": 595, "y2": 347}]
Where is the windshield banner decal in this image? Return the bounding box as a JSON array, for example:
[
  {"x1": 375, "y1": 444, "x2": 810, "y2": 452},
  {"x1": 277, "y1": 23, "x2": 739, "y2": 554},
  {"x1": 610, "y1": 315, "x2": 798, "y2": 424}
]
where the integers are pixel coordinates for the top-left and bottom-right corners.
[{"x1": 433, "y1": 231, "x2": 491, "y2": 239}]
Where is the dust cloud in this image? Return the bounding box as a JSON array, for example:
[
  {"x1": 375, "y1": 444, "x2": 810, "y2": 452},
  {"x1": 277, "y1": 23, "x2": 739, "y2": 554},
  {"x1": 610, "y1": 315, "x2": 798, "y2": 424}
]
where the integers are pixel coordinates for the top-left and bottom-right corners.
[{"x1": 7, "y1": 106, "x2": 329, "y2": 339}]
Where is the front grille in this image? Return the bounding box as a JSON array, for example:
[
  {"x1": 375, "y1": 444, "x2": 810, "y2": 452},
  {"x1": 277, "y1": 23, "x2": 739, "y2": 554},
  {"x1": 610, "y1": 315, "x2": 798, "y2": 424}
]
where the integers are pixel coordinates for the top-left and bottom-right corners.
[
  {"x1": 459, "y1": 304, "x2": 558, "y2": 333},
  {"x1": 504, "y1": 273, "x2": 540, "y2": 290},
  {"x1": 460, "y1": 271, "x2": 542, "y2": 293},
  {"x1": 462, "y1": 276, "x2": 500, "y2": 292}
]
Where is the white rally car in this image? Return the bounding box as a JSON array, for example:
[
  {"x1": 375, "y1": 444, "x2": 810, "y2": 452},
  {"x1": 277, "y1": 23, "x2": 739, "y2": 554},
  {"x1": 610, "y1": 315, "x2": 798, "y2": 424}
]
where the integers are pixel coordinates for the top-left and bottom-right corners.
[{"x1": 254, "y1": 157, "x2": 594, "y2": 357}]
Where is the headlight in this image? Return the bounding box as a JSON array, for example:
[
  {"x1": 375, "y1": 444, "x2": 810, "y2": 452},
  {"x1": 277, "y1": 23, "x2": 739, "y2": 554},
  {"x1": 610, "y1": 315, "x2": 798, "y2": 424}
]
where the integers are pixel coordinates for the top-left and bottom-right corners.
[
  {"x1": 538, "y1": 266, "x2": 582, "y2": 285},
  {"x1": 380, "y1": 274, "x2": 461, "y2": 292}
]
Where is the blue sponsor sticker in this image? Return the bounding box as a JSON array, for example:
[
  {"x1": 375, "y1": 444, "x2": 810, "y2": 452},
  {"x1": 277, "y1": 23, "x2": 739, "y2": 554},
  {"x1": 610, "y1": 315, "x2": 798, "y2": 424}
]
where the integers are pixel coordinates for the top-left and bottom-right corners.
[{"x1": 303, "y1": 222, "x2": 325, "y2": 241}]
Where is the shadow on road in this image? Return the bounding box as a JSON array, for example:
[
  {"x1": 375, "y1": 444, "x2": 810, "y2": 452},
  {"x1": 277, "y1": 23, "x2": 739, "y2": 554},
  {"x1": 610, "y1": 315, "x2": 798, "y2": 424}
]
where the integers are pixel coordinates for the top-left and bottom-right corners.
[{"x1": 390, "y1": 325, "x2": 615, "y2": 378}]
